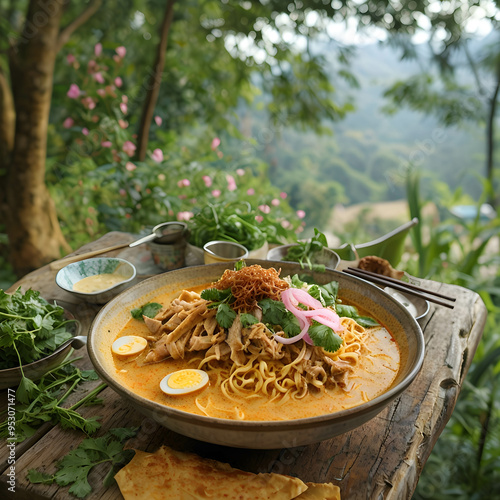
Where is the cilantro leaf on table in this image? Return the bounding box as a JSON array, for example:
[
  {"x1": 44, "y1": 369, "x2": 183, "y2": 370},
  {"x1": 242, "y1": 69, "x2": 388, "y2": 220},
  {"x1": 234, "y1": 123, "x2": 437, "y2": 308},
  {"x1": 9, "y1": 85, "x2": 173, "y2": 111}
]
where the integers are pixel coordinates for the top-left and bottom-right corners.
[
  {"x1": 308, "y1": 322, "x2": 343, "y2": 353},
  {"x1": 28, "y1": 427, "x2": 139, "y2": 499},
  {"x1": 130, "y1": 302, "x2": 162, "y2": 320}
]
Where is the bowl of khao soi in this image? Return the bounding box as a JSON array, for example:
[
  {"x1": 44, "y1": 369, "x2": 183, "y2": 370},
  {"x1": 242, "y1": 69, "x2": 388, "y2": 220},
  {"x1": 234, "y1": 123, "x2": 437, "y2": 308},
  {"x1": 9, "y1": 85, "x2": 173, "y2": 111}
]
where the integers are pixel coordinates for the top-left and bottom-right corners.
[
  {"x1": 88, "y1": 259, "x2": 424, "y2": 449},
  {"x1": 56, "y1": 257, "x2": 136, "y2": 304}
]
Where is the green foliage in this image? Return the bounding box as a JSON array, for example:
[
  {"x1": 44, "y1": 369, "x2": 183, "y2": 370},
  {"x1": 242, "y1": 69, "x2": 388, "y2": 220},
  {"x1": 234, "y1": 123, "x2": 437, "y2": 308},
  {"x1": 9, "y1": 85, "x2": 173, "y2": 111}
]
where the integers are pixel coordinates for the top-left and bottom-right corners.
[
  {"x1": 28, "y1": 427, "x2": 139, "y2": 498},
  {"x1": 0, "y1": 288, "x2": 76, "y2": 369},
  {"x1": 0, "y1": 358, "x2": 105, "y2": 443},
  {"x1": 401, "y1": 171, "x2": 500, "y2": 499}
]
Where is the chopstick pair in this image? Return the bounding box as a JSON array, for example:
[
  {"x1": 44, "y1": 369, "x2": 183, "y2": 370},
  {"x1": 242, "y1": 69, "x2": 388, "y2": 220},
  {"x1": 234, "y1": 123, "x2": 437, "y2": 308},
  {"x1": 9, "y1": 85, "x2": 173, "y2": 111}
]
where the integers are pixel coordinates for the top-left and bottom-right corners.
[{"x1": 342, "y1": 267, "x2": 456, "y2": 309}]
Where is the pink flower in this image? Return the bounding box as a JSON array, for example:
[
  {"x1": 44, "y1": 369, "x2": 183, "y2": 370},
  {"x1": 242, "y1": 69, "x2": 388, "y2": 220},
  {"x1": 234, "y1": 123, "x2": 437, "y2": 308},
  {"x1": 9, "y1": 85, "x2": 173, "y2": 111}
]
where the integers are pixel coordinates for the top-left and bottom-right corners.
[
  {"x1": 296, "y1": 210, "x2": 306, "y2": 219},
  {"x1": 82, "y1": 127, "x2": 89, "y2": 136},
  {"x1": 271, "y1": 198, "x2": 280, "y2": 206},
  {"x1": 236, "y1": 168, "x2": 245, "y2": 176},
  {"x1": 217, "y1": 150, "x2": 224, "y2": 159},
  {"x1": 202, "y1": 175, "x2": 212, "y2": 187},
  {"x1": 116, "y1": 46, "x2": 127, "y2": 58},
  {"x1": 125, "y1": 161, "x2": 136, "y2": 171},
  {"x1": 66, "y1": 54, "x2": 76, "y2": 65},
  {"x1": 119, "y1": 189, "x2": 127, "y2": 197},
  {"x1": 226, "y1": 175, "x2": 237, "y2": 191},
  {"x1": 81, "y1": 97, "x2": 96, "y2": 110},
  {"x1": 258, "y1": 205, "x2": 271, "y2": 214},
  {"x1": 123, "y1": 140, "x2": 136, "y2": 157},
  {"x1": 115, "y1": 77, "x2": 123, "y2": 88},
  {"x1": 101, "y1": 141, "x2": 112, "y2": 148},
  {"x1": 93, "y1": 72, "x2": 105, "y2": 84},
  {"x1": 118, "y1": 119, "x2": 128, "y2": 129},
  {"x1": 211, "y1": 137, "x2": 221, "y2": 150},
  {"x1": 94, "y1": 43, "x2": 103, "y2": 57},
  {"x1": 154, "y1": 115, "x2": 162, "y2": 126},
  {"x1": 67, "y1": 83, "x2": 81, "y2": 99},
  {"x1": 255, "y1": 215, "x2": 264, "y2": 223},
  {"x1": 281, "y1": 220, "x2": 291, "y2": 229},
  {"x1": 122, "y1": 95, "x2": 128, "y2": 103},
  {"x1": 151, "y1": 149, "x2": 164, "y2": 163},
  {"x1": 63, "y1": 117, "x2": 74, "y2": 129},
  {"x1": 211, "y1": 189, "x2": 221, "y2": 198},
  {"x1": 247, "y1": 188, "x2": 255, "y2": 195},
  {"x1": 120, "y1": 102, "x2": 128, "y2": 114},
  {"x1": 97, "y1": 88, "x2": 106, "y2": 97},
  {"x1": 177, "y1": 211, "x2": 194, "y2": 221},
  {"x1": 177, "y1": 179, "x2": 190, "y2": 188},
  {"x1": 280, "y1": 191, "x2": 288, "y2": 199}
]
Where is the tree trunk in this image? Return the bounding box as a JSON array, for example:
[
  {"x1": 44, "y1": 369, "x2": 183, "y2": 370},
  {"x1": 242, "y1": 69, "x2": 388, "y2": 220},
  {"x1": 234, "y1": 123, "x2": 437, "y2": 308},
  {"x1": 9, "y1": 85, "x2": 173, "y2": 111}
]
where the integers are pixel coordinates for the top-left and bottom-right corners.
[
  {"x1": 0, "y1": 66, "x2": 15, "y2": 222},
  {"x1": 485, "y1": 69, "x2": 500, "y2": 207},
  {"x1": 7, "y1": 0, "x2": 71, "y2": 277},
  {"x1": 136, "y1": 0, "x2": 176, "y2": 161}
]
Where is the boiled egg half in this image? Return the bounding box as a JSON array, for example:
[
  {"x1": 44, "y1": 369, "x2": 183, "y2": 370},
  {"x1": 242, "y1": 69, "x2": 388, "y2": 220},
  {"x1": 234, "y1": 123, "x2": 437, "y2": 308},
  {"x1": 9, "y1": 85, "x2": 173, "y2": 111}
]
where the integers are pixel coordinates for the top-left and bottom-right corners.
[
  {"x1": 160, "y1": 369, "x2": 209, "y2": 396},
  {"x1": 111, "y1": 335, "x2": 147, "y2": 357}
]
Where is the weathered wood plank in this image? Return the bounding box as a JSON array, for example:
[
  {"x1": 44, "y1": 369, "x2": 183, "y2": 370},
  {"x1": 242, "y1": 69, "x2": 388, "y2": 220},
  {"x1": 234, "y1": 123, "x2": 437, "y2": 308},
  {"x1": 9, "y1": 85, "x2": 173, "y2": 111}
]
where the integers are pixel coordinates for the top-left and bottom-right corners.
[{"x1": 0, "y1": 232, "x2": 487, "y2": 499}]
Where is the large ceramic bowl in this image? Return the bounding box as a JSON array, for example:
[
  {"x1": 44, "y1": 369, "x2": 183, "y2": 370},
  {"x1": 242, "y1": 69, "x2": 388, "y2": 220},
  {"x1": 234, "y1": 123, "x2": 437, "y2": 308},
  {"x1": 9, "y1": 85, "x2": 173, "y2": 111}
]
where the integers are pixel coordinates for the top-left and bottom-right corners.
[
  {"x1": 88, "y1": 260, "x2": 424, "y2": 449},
  {"x1": 56, "y1": 257, "x2": 136, "y2": 304}
]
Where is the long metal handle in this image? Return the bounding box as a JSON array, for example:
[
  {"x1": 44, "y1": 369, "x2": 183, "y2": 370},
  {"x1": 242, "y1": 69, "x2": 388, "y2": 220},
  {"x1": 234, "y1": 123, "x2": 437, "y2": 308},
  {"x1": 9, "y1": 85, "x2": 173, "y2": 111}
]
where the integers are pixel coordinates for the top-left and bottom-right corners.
[{"x1": 49, "y1": 243, "x2": 131, "y2": 271}]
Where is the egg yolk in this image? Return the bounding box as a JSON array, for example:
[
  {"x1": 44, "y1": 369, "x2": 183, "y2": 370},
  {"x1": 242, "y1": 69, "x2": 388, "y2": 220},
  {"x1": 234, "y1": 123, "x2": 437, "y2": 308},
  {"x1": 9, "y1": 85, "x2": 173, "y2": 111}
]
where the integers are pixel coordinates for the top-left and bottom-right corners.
[
  {"x1": 168, "y1": 370, "x2": 204, "y2": 389},
  {"x1": 112, "y1": 336, "x2": 147, "y2": 356},
  {"x1": 160, "y1": 369, "x2": 209, "y2": 396}
]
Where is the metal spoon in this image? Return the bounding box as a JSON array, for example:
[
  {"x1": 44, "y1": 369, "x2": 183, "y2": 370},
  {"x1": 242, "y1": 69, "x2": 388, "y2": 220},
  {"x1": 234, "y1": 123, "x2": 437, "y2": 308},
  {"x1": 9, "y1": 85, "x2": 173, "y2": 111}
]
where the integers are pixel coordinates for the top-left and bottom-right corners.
[{"x1": 50, "y1": 222, "x2": 188, "y2": 270}]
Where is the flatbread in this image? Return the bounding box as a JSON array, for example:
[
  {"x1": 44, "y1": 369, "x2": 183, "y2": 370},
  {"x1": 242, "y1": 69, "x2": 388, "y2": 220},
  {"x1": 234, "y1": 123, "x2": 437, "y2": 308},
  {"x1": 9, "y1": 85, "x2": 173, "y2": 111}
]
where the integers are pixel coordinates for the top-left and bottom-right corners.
[
  {"x1": 115, "y1": 446, "x2": 308, "y2": 500},
  {"x1": 295, "y1": 482, "x2": 341, "y2": 500}
]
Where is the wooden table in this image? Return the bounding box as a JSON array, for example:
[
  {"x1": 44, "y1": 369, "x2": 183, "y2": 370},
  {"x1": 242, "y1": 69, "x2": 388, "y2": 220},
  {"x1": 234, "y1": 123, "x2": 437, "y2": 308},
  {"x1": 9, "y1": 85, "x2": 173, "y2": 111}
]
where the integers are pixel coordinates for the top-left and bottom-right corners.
[{"x1": 0, "y1": 232, "x2": 488, "y2": 500}]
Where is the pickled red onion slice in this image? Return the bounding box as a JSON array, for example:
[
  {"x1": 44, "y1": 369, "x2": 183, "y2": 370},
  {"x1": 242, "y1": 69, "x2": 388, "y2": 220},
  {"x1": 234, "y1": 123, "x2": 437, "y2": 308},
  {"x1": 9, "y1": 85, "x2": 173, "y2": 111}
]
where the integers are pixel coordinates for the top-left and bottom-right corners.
[{"x1": 274, "y1": 288, "x2": 344, "y2": 345}]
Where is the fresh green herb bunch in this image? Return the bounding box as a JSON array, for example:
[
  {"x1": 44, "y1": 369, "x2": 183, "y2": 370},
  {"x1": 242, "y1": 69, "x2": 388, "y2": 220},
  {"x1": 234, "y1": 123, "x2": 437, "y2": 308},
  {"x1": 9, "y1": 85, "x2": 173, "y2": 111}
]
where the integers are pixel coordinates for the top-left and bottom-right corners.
[
  {"x1": 284, "y1": 228, "x2": 329, "y2": 271},
  {"x1": 0, "y1": 287, "x2": 76, "y2": 369},
  {"x1": 187, "y1": 202, "x2": 268, "y2": 250}
]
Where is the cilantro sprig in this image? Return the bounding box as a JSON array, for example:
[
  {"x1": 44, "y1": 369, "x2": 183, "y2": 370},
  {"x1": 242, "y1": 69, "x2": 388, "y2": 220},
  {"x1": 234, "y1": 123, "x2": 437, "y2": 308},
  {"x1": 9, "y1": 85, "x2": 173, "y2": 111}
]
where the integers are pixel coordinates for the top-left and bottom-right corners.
[
  {"x1": 308, "y1": 321, "x2": 343, "y2": 352},
  {"x1": 130, "y1": 302, "x2": 163, "y2": 320},
  {"x1": 0, "y1": 287, "x2": 76, "y2": 369},
  {"x1": 28, "y1": 427, "x2": 139, "y2": 498},
  {"x1": 200, "y1": 288, "x2": 236, "y2": 329},
  {"x1": 0, "y1": 358, "x2": 106, "y2": 443},
  {"x1": 284, "y1": 228, "x2": 329, "y2": 272}
]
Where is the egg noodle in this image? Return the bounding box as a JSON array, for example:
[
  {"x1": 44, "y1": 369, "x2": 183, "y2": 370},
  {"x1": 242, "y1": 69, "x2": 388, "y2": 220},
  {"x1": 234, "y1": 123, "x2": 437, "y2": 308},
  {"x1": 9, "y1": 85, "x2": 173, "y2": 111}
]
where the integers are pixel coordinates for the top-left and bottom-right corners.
[{"x1": 140, "y1": 265, "x2": 376, "y2": 417}]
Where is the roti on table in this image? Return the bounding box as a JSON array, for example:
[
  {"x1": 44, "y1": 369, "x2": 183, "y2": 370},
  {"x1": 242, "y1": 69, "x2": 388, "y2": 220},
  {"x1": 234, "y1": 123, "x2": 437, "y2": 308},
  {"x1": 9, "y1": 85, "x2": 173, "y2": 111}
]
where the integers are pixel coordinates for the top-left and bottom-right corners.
[{"x1": 115, "y1": 446, "x2": 310, "y2": 500}]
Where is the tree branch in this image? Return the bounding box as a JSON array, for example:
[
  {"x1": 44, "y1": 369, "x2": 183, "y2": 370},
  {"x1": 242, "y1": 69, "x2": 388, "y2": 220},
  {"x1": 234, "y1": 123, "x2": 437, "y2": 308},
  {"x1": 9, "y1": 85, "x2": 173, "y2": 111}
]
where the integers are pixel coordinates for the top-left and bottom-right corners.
[
  {"x1": 136, "y1": 0, "x2": 177, "y2": 161},
  {"x1": 56, "y1": 0, "x2": 103, "y2": 52}
]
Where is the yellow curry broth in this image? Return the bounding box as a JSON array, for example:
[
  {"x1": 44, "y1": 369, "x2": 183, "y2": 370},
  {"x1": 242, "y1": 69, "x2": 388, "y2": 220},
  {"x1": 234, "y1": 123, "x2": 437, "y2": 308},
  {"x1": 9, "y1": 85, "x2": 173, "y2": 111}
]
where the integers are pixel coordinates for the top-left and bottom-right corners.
[{"x1": 111, "y1": 287, "x2": 401, "y2": 421}]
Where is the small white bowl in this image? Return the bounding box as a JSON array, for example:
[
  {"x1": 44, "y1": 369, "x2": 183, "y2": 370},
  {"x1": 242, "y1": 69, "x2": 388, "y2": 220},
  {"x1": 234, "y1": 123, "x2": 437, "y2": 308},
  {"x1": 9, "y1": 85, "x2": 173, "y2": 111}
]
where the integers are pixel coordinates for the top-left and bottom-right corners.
[{"x1": 56, "y1": 257, "x2": 136, "y2": 304}]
